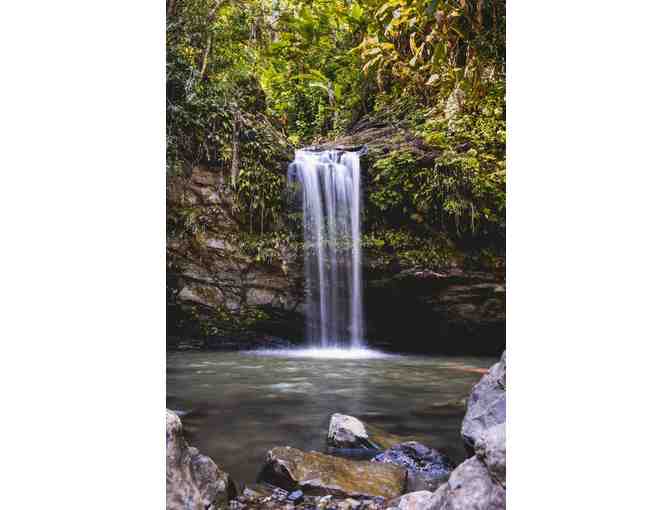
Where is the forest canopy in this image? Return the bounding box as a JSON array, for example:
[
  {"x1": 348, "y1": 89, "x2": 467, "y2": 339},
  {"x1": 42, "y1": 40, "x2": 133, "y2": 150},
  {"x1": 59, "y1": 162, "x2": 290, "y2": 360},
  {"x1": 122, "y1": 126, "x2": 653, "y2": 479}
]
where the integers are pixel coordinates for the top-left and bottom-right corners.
[{"x1": 167, "y1": 0, "x2": 505, "y2": 242}]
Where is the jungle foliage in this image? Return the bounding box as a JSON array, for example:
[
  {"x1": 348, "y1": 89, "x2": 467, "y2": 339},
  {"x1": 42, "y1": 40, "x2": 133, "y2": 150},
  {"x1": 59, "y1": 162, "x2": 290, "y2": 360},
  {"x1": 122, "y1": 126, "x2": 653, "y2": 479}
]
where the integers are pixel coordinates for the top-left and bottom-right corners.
[{"x1": 167, "y1": 0, "x2": 505, "y2": 243}]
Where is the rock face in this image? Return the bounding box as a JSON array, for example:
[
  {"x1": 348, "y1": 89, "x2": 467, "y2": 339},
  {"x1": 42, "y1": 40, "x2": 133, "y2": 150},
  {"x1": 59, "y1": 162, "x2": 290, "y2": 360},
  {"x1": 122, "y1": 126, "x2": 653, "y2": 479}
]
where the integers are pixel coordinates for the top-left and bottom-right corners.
[
  {"x1": 372, "y1": 442, "x2": 453, "y2": 492},
  {"x1": 167, "y1": 122, "x2": 505, "y2": 355},
  {"x1": 425, "y1": 457, "x2": 505, "y2": 510},
  {"x1": 166, "y1": 409, "x2": 236, "y2": 510},
  {"x1": 461, "y1": 351, "x2": 506, "y2": 448},
  {"x1": 258, "y1": 446, "x2": 406, "y2": 499},
  {"x1": 427, "y1": 352, "x2": 506, "y2": 509},
  {"x1": 365, "y1": 269, "x2": 505, "y2": 355},
  {"x1": 167, "y1": 161, "x2": 306, "y2": 348}
]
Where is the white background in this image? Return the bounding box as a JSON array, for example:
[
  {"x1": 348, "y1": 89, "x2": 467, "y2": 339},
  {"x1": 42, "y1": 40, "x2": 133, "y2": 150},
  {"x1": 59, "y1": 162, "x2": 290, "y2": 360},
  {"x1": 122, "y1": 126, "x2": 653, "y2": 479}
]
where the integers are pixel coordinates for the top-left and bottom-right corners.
[{"x1": 1, "y1": 1, "x2": 671, "y2": 508}]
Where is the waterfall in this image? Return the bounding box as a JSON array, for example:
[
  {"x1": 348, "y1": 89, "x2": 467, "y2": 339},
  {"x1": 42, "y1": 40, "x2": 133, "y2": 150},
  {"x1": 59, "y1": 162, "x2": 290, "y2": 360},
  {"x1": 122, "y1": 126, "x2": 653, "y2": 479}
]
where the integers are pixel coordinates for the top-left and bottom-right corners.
[{"x1": 288, "y1": 149, "x2": 365, "y2": 348}]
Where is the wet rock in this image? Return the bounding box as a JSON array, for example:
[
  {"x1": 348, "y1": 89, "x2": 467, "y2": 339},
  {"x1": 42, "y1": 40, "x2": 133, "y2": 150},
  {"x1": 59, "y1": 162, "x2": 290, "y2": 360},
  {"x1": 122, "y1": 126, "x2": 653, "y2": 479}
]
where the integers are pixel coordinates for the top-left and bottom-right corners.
[
  {"x1": 288, "y1": 490, "x2": 305, "y2": 504},
  {"x1": 316, "y1": 495, "x2": 333, "y2": 509},
  {"x1": 259, "y1": 446, "x2": 406, "y2": 499},
  {"x1": 166, "y1": 409, "x2": 236, "y2": 510},
  {"x1": 425, "y1": 456, "x2": 505, "y2": 510},
  {"x1": 372, "y1": 442, "x2": 453, "y2": 492},
  {"x1": 461, "y1": 351, "x2": 506, "y2": 449},
  {"x1": 388, "y1": 490, "x2": 433, "y2": 510},
  {"x1": 327, "y1": 413, "x2": 404, "y2": 450},
  {"x1": 474, "y1": 423, "x2": 505, "y2": 487},
  {"x1": 272, "y1": 487, "x2": 289, "y2": 501},
  {"x1": 339, "y1": 498, "x2": 363, "y2": 510}
]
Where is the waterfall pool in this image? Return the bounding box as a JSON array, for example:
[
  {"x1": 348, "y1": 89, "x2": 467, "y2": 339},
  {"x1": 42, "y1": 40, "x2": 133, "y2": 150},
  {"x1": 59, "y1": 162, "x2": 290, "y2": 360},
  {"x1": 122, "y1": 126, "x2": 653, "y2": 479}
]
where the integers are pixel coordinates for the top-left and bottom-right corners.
[{"x1": 167, "y1": 349, "x2": 496, "y2": 484}]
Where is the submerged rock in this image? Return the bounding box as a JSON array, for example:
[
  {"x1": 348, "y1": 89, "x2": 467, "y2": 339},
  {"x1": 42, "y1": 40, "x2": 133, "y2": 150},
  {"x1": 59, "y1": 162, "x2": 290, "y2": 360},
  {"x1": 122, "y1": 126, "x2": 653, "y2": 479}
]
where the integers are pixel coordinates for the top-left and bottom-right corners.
[
  {"x1": 166, "y1": 409, "x2": 236, "y2": 510},
  {"x1": 461, "y1": 351, "x2": 506, "y2": 449},
  {"x1": 372, "y1": 442, "x2": 453, "y2": 492},
  {"x1": 327, "y1": 413, "x2": 404, "y2": 450},
  {"x1": 425, "y1": 456, "x2": 505, "y2": 510},
  {"x1": 258, "y1": 446, "x2": 406, "y2": 499}
]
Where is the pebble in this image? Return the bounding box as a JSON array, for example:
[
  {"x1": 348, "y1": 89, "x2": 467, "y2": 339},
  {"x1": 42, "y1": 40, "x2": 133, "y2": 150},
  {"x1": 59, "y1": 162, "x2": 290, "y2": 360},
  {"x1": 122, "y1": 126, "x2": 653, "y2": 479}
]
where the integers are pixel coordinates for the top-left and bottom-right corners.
[
  {"x1": 229, "y1": 487, "x2": 390, "y2": 510},
  {"x1": 288, "y1": 490, "x2": 304, "y2": 504}
]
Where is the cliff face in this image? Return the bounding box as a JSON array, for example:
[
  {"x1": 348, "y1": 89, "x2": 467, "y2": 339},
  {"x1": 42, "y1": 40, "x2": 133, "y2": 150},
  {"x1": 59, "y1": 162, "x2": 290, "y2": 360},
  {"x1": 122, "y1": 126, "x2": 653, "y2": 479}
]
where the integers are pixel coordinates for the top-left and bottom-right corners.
[{"x1": 167, "y1": 121, "x2": 504, "y2": 355}]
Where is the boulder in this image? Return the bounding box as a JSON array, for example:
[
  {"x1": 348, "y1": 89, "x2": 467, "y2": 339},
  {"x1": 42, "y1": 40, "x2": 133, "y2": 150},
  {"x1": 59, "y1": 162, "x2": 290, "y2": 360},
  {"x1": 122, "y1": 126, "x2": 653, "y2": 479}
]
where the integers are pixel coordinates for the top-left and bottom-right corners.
[
  {"x1": 372, "y1": 442, "x2": 453, "y2": 492},
  {"x1": 474, "y1": 423, "x2": 505, "y2": 487},
  {"x1": 461, "y1": 351, "x2": 506, "y2": 449},
  {"x1": 327, "y1": 413, "x2": 405, "y2": 450},
  {"x1": 259, "y1": 446, "x2": 406, "y2": 499},
  {"x1": 388, "y1": 490, "x2": 433, "y2": 510},
  {"x1": 166, "y1": 409, "x2": 236, "y2": 510},
  {"x1": 425, "y1": 456, "x2": 505, "y2": 510}
]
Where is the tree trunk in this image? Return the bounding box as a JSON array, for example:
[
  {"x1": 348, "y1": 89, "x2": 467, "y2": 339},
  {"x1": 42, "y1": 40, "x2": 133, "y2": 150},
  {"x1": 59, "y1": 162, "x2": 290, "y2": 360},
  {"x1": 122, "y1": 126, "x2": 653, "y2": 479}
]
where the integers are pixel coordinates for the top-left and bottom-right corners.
[
  {"x1": 198, "y1": 0, "x2": 226, "y2": 81},
  {"x1": 230, "y1": 111, "x2": 241, "y2": 187},
  {"x1": 199, "y1": 34, "x2": 212, "y2": 79}
]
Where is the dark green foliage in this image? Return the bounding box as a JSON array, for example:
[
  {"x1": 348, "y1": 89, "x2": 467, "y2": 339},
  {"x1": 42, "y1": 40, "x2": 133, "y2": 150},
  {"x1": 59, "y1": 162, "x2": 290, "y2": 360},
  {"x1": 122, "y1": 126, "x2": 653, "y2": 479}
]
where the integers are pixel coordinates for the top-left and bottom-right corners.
[
  {"x1": 363, "y1": 228, "x2": 461, "y2": 270},
  {"x1": 365, "y1": 81, "x2": 505, "y2": 241}
]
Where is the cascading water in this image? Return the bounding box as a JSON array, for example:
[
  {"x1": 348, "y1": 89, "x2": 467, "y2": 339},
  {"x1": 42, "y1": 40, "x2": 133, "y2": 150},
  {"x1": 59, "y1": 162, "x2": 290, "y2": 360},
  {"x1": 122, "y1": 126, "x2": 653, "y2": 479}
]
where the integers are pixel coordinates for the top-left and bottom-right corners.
[{"x1": 288, "y1": 149, "x2": 365, "y2": 349}]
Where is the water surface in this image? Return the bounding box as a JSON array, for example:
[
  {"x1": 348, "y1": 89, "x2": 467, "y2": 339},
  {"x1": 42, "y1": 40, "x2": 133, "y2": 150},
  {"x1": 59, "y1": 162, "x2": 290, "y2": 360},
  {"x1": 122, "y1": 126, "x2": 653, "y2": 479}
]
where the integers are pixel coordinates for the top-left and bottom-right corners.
[{"x1": 167, "y1": 350, "x2": 495, "y2": 484}]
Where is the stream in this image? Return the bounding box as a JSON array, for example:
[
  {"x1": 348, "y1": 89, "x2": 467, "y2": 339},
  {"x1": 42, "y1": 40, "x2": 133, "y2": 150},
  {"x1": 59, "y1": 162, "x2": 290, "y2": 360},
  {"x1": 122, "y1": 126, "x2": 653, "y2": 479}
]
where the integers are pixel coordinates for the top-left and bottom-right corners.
[{"x1": 167, "y1": 349, "x2": 495, "y2": 484}]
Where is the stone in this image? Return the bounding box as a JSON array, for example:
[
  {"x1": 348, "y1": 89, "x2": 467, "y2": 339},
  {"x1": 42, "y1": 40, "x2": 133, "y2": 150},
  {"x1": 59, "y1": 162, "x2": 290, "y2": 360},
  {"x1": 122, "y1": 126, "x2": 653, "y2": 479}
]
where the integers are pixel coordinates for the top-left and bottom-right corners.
[
  {"x1": 177, "y1": 283, "x2": 226, "y2": 309},
  {"x1": 259, "y1": 446, "x2": 407, "y2": 499},
  {"x1": 474, "y1": 423, "x2": 505, "y2": 487},
  {"x1": 425, "y1": 456, "x2": 505, "y2": 510},
  {"x1": 166, "y1": 409, "x2": 236, "y2": 510},
  {"x1": 327, "y1": 413, "x2": 405, "y2": 450},
  {"x1": 388, "y1": 491, "x2": 433, "y2": 510},
  {"x1": 372, "y1": 442, "x2": 453, "y2": 492},
  {"x1": 461, "y1": 351, "x2": 506, "y2": 449},
  {"x1": 288, "y1": 490, "x2": 305, "y2": 504}
]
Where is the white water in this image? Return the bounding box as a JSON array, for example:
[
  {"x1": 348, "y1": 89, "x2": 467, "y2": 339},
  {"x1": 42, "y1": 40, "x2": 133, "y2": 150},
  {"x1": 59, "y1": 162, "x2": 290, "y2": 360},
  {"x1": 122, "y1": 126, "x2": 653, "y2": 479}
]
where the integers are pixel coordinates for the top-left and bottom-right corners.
[
  {"x1": 248, "y1": 348, "x2": 391, "y2": 360},
  {"x1": 289, "y1": 149, "x2": 365, "y2": 349}
]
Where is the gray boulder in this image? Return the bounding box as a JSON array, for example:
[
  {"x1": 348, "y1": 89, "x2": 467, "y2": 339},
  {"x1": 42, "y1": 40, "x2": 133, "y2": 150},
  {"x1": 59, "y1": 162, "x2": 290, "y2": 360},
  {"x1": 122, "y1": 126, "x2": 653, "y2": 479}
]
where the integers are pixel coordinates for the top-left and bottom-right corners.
[
  {"x1": 167, "y1": 409, "x2": 236, "y2": 510},
  {"x1": 327, "y1": 413, "x2": 404, "y2": 450},
  {"x1": 475, "y1": 423, "x2": 506, "y2": 487},
  {"x1": 425, "y1": 456, "x2": 505, "y2": 510},
  {"x1": 461, "y1": 351, "x2": 506, "y2": 449},
  {"x1": 388, "y1": 490, "x2": 433, "y2": 510}
]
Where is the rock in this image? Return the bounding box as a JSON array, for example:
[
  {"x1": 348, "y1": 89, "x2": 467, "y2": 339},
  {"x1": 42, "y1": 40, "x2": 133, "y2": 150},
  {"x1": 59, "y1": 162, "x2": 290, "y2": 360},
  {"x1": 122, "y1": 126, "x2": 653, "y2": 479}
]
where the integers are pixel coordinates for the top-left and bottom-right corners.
[
  {"x1": 388, "y1": 490, "x2": 433, "y2": 510},
  {"x1": 166, "y1": 409, "x2": 236, "y2": 510},
  {"x1": 425, "y1": 350, "x2": 506, "y2": 509},
  {"x1": 327, "y1": 413, "x2": 405, "y2": 450},
  {"x1": 372, "y1": 442, "x2": 453, "y2": 492},
  {"x1": 474, "y1": 423, "x2": 505, "y2": 487},
  {"x1": 259, "y1": 446, "x2": 407, "y2": 499},
  {"x1": 317, "y1": 495, "x2": 334, "y2": 509},
  {"x1": 340, "y1": 498, "x2": 363, "y2": 510},
  {"x1": 461, "y1": 351, "x2": 506, "y2": 449},
  {"x1": 287, "y1": 489, "x2": 304, "y2": 504},
  {"x1": 425, "y1": 456, "x2": 505, "y2": 510}
]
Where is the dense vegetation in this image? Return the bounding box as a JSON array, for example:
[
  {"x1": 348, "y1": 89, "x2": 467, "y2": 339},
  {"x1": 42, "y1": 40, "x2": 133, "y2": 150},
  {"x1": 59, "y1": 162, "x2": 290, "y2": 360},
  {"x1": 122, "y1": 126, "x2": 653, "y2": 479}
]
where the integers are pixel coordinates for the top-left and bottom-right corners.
[
  {"x1": 167, "y1": 0, "x2": 504, "y2": 238},
  {"x1": 167, "y1": 0, "x2": 505, "y2": 338}
]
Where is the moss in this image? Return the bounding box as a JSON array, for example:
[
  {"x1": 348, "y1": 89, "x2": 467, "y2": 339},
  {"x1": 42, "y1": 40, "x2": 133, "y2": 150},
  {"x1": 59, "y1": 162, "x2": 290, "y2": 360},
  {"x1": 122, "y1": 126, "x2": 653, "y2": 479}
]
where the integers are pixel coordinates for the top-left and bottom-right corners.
[{"x1": 363, "y1": 228, "x2": 462, "y2": 271}]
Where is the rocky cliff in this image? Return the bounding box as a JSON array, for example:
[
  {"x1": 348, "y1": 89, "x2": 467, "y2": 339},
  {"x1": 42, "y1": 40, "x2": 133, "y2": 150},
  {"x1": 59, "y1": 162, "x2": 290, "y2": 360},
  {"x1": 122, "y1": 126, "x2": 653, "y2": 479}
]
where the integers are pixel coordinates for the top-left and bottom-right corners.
[{"x1": 167, "y1": 119, "x2": 504, "y2": 354}]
